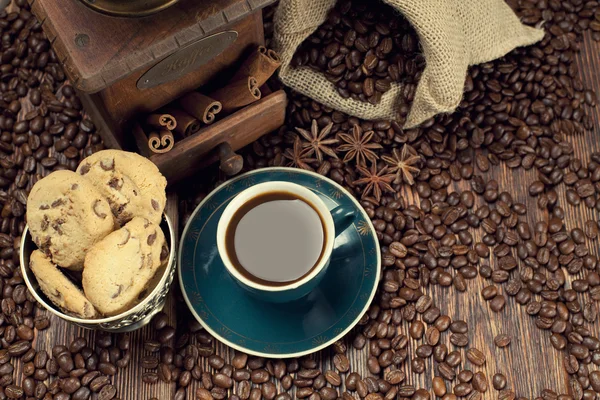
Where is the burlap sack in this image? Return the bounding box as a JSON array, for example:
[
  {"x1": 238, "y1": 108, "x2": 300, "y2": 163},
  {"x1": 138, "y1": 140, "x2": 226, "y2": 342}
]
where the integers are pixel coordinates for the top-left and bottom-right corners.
[{"x1": 273, "y1": 0, "x2": 545, "y2": 128}]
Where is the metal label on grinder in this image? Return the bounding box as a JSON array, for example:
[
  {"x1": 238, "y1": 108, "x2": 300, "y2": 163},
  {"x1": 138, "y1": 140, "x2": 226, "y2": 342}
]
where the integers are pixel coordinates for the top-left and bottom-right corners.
[{"x1": 137, "y1": 31, "x2": 238, "y2": 89}]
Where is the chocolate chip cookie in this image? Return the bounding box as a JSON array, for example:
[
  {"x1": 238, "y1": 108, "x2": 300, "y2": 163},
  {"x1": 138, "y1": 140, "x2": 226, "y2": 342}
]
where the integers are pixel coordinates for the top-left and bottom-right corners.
[
  {"x1": 82, "y1": 217, "x2": 167, "y2": 316},
  {"x1": 77, "y1": 150, "x2": 167, "y2": 226},
  {"x1": 29, "y1": 250, "x2": 98, "y2": 319},
  {"x1": 27, "y1": 170, "x2": 114, "y2": 270}
]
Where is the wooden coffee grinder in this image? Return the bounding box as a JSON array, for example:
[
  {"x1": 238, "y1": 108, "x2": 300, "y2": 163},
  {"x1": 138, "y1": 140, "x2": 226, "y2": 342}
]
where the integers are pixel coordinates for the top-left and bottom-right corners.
[{"x1": 29, "y1": 0, "x2": 287, "y2": 184}]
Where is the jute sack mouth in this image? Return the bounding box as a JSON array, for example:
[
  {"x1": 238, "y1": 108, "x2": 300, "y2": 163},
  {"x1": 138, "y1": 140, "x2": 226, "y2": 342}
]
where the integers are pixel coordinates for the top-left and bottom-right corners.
[{"x1": 273, "y1": 0, "x2": 545, "y2": 128}]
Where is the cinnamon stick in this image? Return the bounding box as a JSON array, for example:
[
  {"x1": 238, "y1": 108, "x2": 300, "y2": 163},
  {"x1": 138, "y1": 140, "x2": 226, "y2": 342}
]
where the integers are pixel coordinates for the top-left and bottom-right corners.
[
  {"x1": 148, "y1": 129, "x2": 175, "y2": 154},
  {"x1": 210, "y1": 76, "x2": 261, "y2": 114},
  {"x1": 232, "y1": 46, "x2": 281, "y2": 87},
  {"x1": 146, "y1": 113, "x2": 177, "y2": 131},
  {"x1": 163, "y1": 107, "x2": 201, "y2": 138},
  {"x1": 178, "y1": 92, "x2": 222, "y2": 125}
]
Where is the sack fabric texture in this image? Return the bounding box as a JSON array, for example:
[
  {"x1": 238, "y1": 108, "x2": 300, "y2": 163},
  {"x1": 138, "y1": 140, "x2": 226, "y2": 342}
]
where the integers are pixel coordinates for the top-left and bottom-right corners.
[{"x1": 273, "y1": 0, "x2": 545, "y2": 128}]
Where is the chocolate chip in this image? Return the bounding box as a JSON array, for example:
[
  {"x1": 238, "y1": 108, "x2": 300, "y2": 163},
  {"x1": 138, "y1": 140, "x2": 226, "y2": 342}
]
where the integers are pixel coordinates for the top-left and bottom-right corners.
[
  {"x1": 111, "y1": 285, "x2": 123, "y2": 299},
  {"x1": 51, "y1": 198, "x2": 64, "y2": 208},
  {"x1": 93, "y1": 199, "x2": 107, "y2": 219},
  {"x1": 40, "y1": 215, "x2": 49, "y2": 231},
  {"x1": 108, "y1": 177, "x2": 123, "y2": 189},
  {"x1": 147, "y1": 231, "x2": 157, "y2": 246},
  {"x1": 100, "y1": 158, "x2": 114, "y2": 171},
  {"x1": 79, "y1": 163, "x2": 91, "y2": 175},
  {"x1": 151, "y1": 199, "x2": 159, "y2": 211}
]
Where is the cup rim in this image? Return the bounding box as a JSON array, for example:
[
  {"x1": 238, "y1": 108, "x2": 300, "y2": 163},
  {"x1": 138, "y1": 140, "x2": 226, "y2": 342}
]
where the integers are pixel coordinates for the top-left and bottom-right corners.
[
  {"x1": 20, "y1": 213, "x2": 176, "y2": 326},
  {"x1": 216, "y1": 181, "x2": 335, "y2": 292}
]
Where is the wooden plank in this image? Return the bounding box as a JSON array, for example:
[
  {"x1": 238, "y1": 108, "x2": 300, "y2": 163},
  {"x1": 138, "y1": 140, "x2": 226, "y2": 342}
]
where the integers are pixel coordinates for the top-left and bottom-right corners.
[
  {"x1": 27, "y1": 0, "x2": 278, "y2": 93},
  {"x1": 150, "y1": 90, "x2": 287, "y2": 184},
  {"x1": 15, "y1": 15, "x2": 600, "y2": 400}
]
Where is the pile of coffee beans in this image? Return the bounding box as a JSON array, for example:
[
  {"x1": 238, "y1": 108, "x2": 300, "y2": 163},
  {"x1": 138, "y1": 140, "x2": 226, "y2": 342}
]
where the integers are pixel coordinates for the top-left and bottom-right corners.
[
  {"x1": 2, "y1": 0, "x2": 600, "y2": 398},
  {"x1": 175, "y1": 0, "x2": 600, "y2": 399},
  {"x1": 291, "y1": 0, "x2": 423, "y2": 105}
]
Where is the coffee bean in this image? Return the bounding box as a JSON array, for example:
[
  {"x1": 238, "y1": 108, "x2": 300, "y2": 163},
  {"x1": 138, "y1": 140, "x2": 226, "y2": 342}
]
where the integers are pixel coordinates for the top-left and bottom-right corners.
[
  {"x1": 498, "y1": 390, "x2": 515, "y2": 400},
  {"x1": 489, "y1": 295, "x2": 506, "y2": 312},
  {"x1": 8, "y1": 340, "x2": 30, "y2": 356},
  {"x1": 90, "y1": 375, "x2": 110, "y2": 392},
  {"x1": 454, "y1": 383, "x2": 472, "y2": 397},
  {"x1": 325, "y1": 370, "x2": 341, "y2": 386},
  {"x1": 414, "y1": 388, "x2": 431, "y2": 400},
  {"x1": 251, "y1": 369, "x2": 269, "y2": 384},
  {"x1": 492, "y1": 374, "x2": 507, "y2": 390},
  {"x1": 472, "y1": 372, "x2": 487, "y2": 393},
  {"x1": 494, "y1": 334, "x2": 511, "y2": 348},
  {"x1": 57, "y1": 352, "x2": 74, "y2": 372},
  {"x1": 5, "y1": 385, "x2": 23, "y2": 399},
  {"x1": 466, "y1": 349, "x2": 485, "y2": 366},
  {"x1": 157, "y1": 326, "x2": 175, "y2": 343},
  {"x1": 446, "y1": 351, "x2": 461, "y2": 368},
  {"x1": 409, "y1": 321, "x2": 425, "y2": 339},
  {"x1": 449, "y1": 321, "x2": 468, "y2": 334},
  {"x1": 450, "y1": 333, "x2": 469, "y2": 347},
  {"x1": 333, "y1": 353, "x2": 349, "y2": 372},
  {"x1": 61, "y1": 377, "x2": 81, "y2": 394},
  {"x1": 433, "y1": 376, "x2": 447, "y2": 397},
  {"x1": 98, "y1": 384, "x2": 117, "y2": 400}
]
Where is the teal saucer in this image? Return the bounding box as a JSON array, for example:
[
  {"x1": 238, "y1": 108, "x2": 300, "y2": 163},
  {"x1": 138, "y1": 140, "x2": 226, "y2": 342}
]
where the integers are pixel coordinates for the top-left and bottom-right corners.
[{"x1": 179, "y1": 167, "x2": 380, "y2": 358}]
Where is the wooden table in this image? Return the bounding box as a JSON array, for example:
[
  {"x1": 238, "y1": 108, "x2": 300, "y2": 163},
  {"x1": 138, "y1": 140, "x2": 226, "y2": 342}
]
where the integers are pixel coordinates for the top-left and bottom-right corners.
[{"x1": 18, "y1": 28, "x2": 600, "y2": 400}]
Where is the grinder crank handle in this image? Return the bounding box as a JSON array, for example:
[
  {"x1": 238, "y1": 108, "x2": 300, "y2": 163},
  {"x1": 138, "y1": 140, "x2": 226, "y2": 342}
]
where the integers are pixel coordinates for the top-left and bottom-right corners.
[{"x1": 217, "y1": 142, "x2": 244, "y2": 176}]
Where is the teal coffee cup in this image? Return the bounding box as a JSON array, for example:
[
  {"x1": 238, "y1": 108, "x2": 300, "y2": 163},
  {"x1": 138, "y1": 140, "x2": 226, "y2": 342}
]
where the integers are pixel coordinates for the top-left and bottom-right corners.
[{"x1": 216, "y1": 181, "x2": 356, "y2": 303}]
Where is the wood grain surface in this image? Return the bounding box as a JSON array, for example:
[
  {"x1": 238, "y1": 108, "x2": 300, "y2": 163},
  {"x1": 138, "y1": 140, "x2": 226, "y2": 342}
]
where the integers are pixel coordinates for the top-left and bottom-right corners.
[{"x1": 13, "y1": 19, "x2": 600, "y2": 400}]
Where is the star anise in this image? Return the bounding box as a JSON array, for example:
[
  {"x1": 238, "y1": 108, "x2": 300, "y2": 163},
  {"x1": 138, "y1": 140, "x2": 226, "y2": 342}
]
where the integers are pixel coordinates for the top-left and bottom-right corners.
[
  {"x1": 354, "y1": 162, "x2": 395, "y2": 203},
  {"x1": 295, "y1": 120, "x2": 338, "y2": 162},
  {"x1": 381, "y1": 144, "x2": 421, "y2": 185},
  {"x1": 336, "y1": 124, "x2": 383, "y2": 167},
  {"x1": 283, "y1": 137, "x2": 317, "y2": 171}
]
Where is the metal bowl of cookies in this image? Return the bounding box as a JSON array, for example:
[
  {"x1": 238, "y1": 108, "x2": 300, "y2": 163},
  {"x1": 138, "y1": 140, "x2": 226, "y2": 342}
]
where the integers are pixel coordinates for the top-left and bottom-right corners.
[{"x1": 20, "y1": 150, "x2": 176, "y2": 332}]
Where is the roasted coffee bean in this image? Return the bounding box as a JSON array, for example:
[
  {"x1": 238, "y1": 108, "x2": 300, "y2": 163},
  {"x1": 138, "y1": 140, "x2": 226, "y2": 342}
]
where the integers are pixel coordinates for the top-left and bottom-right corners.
[
  {"x1": 494, "y1": 334, "x2": 511, "y2": 348},
  {"x1": 98, "y1": 384, "x2": 117, "y2": 400},
  {"x1": 5, "y1": 385, "x2": 23, "y2": 399},
  {"x1": 61, "y1": 377, "x2": 81, "y2": 394},
  {"x1": 489, "y1": 295, "x2": 506, "y2": 312},
  {"x1": 454, "y1": 383, "x2": 472, "y2": 397},
  {"x1": 433, "y1": 376, "x2": 447, "y2": 397},
  {"x1": 251, "y1": 369, "x2": 270, "y2": 384},
  {"x1": 325, "y1": 370, "x2": 341, "y2": 386},
  {"x1": 472, "y1": 372, "x2": 488, "y2": 393},
  {"x1": 414, "y1": 388, "x2": 431, "y2": 400},
  {"x1": 333, "y1": 353, "x2": 350, "y2": 372},
  {"x1": 450, "y1": 333, "x2": 469, "y2": 347},
  {"x1": 90, "y1": 375, "x2": 110, "y2": 392},
  {"x1": 492, "y1": 374, "x2": 507, "y2": 390},
  {"x1": 466, "y1": 349, "x2": 485, "y2": 366}
]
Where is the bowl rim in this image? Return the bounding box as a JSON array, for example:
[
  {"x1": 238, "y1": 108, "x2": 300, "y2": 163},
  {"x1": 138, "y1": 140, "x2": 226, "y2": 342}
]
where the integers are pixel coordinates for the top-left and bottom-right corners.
[{"x1": 20, "y1": 213, "x2": 176, "y2": 325}]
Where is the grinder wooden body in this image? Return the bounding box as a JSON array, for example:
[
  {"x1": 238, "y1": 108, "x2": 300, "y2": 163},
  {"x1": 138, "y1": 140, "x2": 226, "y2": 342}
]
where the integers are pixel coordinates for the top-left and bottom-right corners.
[{"x1": 29, "y1": 0, "x2": 286, "y2": 184}]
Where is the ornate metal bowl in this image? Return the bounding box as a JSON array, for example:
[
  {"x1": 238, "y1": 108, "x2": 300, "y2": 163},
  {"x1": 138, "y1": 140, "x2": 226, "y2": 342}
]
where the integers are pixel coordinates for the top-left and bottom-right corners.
[
  {"x1": 78, "y1": 0, "x2": 179, "y2": 18},
  {"x1": 20, "y1": 214, "x2": 176, "y2": 332}
]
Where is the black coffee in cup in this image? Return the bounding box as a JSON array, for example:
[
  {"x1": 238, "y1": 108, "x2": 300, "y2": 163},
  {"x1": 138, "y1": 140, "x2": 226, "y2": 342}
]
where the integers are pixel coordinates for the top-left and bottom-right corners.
[{"x1": 224, "y1": 191, "x2": 327, "y2": 286}]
